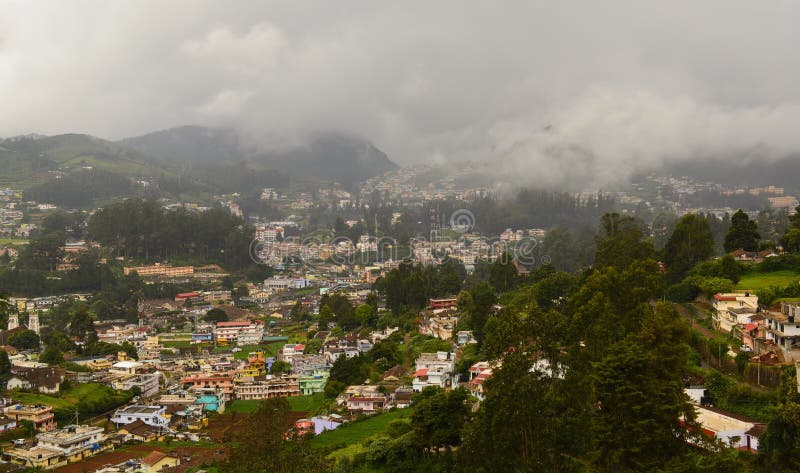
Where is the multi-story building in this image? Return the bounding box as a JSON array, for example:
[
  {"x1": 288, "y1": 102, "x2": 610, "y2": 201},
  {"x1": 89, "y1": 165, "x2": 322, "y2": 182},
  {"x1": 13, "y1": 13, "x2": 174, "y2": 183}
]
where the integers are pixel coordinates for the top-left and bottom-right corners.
[
  {"x1": 765, "y1": 302, "x2": 800, "y2": 361},
  {"x1": 181, "y1": 372, "x2": 235, "y2": 397},
  {"x1": 123, "y1": 263, "x2": 194, "y2": 277},
  {"x1": 4, "y1": 404, "x2": 56, "y2": 431},
  {"x1": 3, "y1": 425, "x2": 107, "y2": 469},
  {"x1": 111, "y1": 405, "x2": 169, "y2": 428},
  {"x1": 234, "y1": 378, "x2": 301, "y2": 400},
  {"x1": 412, "y1": 352, "x2": 457, "y2": 392},
  {"x1": 299, "y1": 370, "x2": 329, "y2": 395},
  {"x1": 203, "y1": 290, "x2": 232, "y2": 303},
  {"x1": 213, "y1": 321, "x2": 264, "y2": 346},
  {"x1": 278, "y1": 343, "x2": 306, "y2": 363},
  {"x1": 112, "y1": 373, "x2": 161, "y2": 398},
  {"x1": 712, "y1": 293, "x2": 759, "y2": 333}
]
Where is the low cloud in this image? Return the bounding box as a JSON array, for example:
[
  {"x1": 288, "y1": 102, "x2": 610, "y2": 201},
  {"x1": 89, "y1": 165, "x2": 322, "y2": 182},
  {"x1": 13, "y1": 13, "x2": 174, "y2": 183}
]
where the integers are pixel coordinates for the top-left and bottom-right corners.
[{"x1": 1, "y1": 1, "x2": 800, "y2": 189}]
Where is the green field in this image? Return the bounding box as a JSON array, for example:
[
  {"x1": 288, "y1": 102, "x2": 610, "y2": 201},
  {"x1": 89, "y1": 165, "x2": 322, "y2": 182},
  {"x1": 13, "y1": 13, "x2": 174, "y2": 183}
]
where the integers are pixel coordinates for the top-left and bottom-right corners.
[
  {"x1": 309, "y1": 409, "x2": 412, "y2": 450},
  {"x1": 12, "y1": 383, "x2": 133, "y2": 424},
  {"x1": 219, "y1": 342, "x2": 284, "y2": 360},
  {"x1": 736, "y1": 270, "x2": 800, "y2": 293},
  {"x1": 0, "y1": 237, "x2": 27, "y2": 245},
  {"x1": 228, "y1": 393, "x2": 328, "y2": 414}
]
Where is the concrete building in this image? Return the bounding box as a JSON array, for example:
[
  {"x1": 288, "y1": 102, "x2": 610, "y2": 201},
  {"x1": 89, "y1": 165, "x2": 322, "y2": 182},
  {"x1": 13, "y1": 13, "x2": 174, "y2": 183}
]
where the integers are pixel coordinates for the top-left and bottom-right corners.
[
  {"x1": 213, "y1": 321, "x2": 264, "y2": 346},
  {"x1": 4, "y1": 404, "x2": 56, "y2": 431},
  {"x1": 112, "y1": 373, "x2": 161, "y2": 398},
  {"x1": 712, "y1": 293, "x2": 759, "y2": 333},
  {"x1": 4, "y1": 425, "x2": 107, "y2": 469},
  {"x1": 765, "y1": 301, "x2": 800, "y2": 361},
  {"x1": 412, "y1": 352, "x2": 457, "y2": 392},
  {"x1": 233, "y1": 378, "x2": 300, "y2": 400},
  {"x1": 694, "y1": 406, "x2": 765, "y2": 452},
  {"x1": 111, "y1": 405, "x2": 169, "y2": 428},
  {"x1": 123, "y1": 264, "x2": 194, "y2": 277}
]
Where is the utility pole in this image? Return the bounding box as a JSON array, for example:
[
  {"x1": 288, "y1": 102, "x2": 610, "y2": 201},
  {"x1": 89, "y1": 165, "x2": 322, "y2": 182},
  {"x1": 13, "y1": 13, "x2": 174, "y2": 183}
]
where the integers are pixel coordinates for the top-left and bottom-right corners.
[{"x1": 757, "y1": 360, "x2": 761, "y2": 385}]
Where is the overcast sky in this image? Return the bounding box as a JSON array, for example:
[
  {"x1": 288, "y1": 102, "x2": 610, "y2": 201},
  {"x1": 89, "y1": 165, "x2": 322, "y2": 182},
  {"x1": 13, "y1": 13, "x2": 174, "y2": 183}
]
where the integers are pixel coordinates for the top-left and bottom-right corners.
[{"x1": 2, "y1": 1, "x2": 799, "y2": 187}]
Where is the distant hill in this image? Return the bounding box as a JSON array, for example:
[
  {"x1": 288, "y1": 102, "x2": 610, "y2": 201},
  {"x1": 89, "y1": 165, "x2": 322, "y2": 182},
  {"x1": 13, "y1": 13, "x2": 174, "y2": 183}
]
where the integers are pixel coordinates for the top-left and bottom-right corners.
[
  {"x1": 0, "y1": 126, "x2": 397, "y2": 206},
  {"x1": 119, "y1": 125, "x2": 242, "y2": 163},
  {"x1": 0, "y1": 133, "x2": 174, "y2": 189},
  {"x1": 664, "y1": 154, "x2": 800, "y2": 194},
  {"x1": 121, "y1": 126, "x2": 398, "y2": 189}
]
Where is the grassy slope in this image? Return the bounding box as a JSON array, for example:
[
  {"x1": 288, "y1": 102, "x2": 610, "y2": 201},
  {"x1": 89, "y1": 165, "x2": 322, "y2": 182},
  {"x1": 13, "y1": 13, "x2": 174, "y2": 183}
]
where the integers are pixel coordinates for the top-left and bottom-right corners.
[
  {"x1": 0, "y1": 237, "x2": 28, "y2": 245},
  {"x1": 736, "y1": 269, "x2": 800, "y2": 293},
  {"x1": 309, "y1": 409, "x2": 412, "y2": 451},
  {"x1": 228, "y1": 393, "x2": 328, "y2": 414},
  {"x1": 13, "y1": 383, "x2": 132, "y2": 424}
]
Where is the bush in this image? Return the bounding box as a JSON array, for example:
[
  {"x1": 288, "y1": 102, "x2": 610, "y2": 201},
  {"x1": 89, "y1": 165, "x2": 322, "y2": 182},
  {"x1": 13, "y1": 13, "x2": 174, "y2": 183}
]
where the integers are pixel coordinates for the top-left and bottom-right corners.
[
  {"x1": 666, "y1": 280, "x2": 700, "y2": 302},
  {"x1": 387, "y1": 419, "x2": 412, "y2": 438}
]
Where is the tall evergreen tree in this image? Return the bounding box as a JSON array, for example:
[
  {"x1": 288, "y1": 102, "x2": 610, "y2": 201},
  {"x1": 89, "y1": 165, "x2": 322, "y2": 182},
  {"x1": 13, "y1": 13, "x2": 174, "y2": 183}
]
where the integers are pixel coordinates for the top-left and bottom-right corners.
[
  {"x1": 594, "y1": 213, "x2": 656, "y2": 270},
  {"x1": 724, "y1": 209, "x2": 760, "y2": 252},
  {"x1": 663, "y1": 213, "x2": 715, "y2": 283}
]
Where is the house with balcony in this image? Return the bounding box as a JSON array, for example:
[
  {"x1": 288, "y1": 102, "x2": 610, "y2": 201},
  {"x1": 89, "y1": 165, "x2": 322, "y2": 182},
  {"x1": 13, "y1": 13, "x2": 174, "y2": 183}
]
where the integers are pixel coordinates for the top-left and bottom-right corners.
[
  {"x1": 111, "y1": 405, "x2": 169, "y2": 429},
  {"x1": 111, "y1": 372, "x2": 161, "y2": 398},
  {"x1": 181, "y1": 372, "x2": 234, "y2": 397},
  {"x1": 412, "y1": 352, "x2": 457, "y2": 392},
  {"x1": 213, "y1": 321, "x2": 264, "y2": 346},
  {"x1": 233, "y1": 378, "x2": 300, "y2": 400},
  {"x1": 3, "y1": 424, "x2": 108, "y2": 469},
  {"x1": 346, "y1": 396, "x2": 387, "y2": 415},
  {"x1": 712, "y1": 293, "x2": 759, "y2": 333},
  {"x1": 299, "y1": 370, "x2": 329, "y2": 395},
  {"x1": 765, "y1": 301, "x2": 800, "y2": 361},
  {"x1": 4, "y1": 404, "x2": 56, "y2": 431}
]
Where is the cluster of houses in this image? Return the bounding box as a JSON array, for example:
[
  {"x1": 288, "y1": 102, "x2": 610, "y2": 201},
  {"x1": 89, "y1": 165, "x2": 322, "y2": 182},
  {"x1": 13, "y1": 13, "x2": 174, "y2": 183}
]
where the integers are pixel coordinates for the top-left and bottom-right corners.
[{"x1": 712, "y1": 292, "x2": 800, "y2": 362}]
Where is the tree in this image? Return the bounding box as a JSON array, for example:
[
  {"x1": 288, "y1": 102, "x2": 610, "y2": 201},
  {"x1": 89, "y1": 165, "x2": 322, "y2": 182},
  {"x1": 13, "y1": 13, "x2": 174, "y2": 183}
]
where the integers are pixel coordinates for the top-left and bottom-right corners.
[
  {"x1": 489, "y1": 252, "x2": 519, "y2": 292},
  {"x1": 120, "y1": 341, "x2": 139, "y2": 360},
  {"x1": 664, "y1": 213, "x2": 715, "y2": 283},
  {"x1": 532, "y1": 271, "x2": 577, "y2": 311},
  {"x1": 8, "y1": 330, "x2": 40, "y2": 350},
  {"x1": 329, "y1": 354, "x2": 369, "y2": 386},
  {"x1": 466, "y1": 282, "x2": 498, "y2": 345},
  {"x1": 717, "y1": 254, "x2": 742, "y2": 283},
  {"x1": 317, "y1": 305, "x2": 333, "y2": 331},
  {"x1": 0, "y1": 349, "x2": 11, "y2": 384},
  {"x1": 594, "y1": 213, "x2": 656, "y2": 270},
  {"x1": 0, "y1": 294, "x2": 10, "y2": 329},
  {"x1": 411, "y1": 387, "x2": 470, "y2": 454},
  {"x1": 781, "y1": 206, "x2": 800, "y2": 253},
  {"x1": 290, "y1": 301, "x2": 308, "y2": 321},
  {"x1": 204, "y1": 308, "x2": 229, "y2": 323},
  {"x1": 355, "y1": 304, "x2": 376, "y2": 328},
  {"x1": 591, "y1": 303, "x2": 698, "y2": 471},
  {"x1": 270, "y1": 360, "x2": 291, "y2": 375},
  {"x1": 68, "y1": 305, "x2": 96, "y2": 343},
  {"x1": 224, "y1": 398, "x2": 329, "y2": 473},
  {"x1": 761, "y1": 366, "x2": 800, "y2": 471},
  {"x1": 39, "y1": 346, "x2": 65, "y2": 365},
  {"x1": 235, "y1": 284, "x2": 250, "y2": 298},
  {"x1": 724, "y1": 209, "x2": 760, "y2": 253}
]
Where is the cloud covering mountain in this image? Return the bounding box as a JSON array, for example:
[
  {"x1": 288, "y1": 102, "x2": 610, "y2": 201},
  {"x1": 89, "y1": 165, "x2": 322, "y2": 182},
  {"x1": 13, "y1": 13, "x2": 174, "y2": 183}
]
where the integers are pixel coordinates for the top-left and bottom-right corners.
[{"x1": 2, "y1": 1, "x2": 800, "y2": 189}]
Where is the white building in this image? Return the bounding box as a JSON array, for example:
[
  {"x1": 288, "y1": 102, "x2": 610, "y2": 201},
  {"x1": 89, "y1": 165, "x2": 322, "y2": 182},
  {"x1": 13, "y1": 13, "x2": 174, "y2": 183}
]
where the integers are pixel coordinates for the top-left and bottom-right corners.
[
  {"x1": 712, "y1": 293, "x2": 758, "y2": 333},
  {"x1": 693, "y1": 406, "x2": 764, "y2": 452},
  {"x1": 110, "y1": 361, "x2": 143, "y2": 376},
  {"x1": 112, "y1": 373, "x2": 161, "y2": 398},
  {"x1": 213, "y1": 321, "x2": 264, "y2": 346},
  {"x1": 412, "y1": 352, "x2": 457, "y2": 392},
  {"x1": 111, "y1": 405, "x2": 169, "y2": 428},
  {"x1": 765, "y1": 302, "x2": 800, "y2": 361}
]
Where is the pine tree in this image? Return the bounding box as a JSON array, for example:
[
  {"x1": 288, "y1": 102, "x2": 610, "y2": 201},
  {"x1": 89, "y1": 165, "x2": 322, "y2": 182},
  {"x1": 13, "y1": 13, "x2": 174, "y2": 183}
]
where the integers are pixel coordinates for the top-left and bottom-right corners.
[{"x1": 724, "y1": 209, "x2": 760, "y2": 253}]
